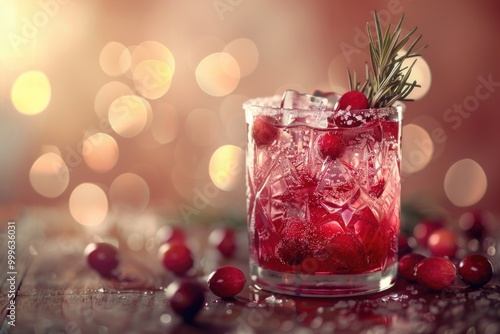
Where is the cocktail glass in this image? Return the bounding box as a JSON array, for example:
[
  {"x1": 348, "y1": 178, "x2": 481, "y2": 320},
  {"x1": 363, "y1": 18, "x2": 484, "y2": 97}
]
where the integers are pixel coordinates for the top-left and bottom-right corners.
[{"x1": 244, "y1": 92, "x2": 403, "y2": 297}]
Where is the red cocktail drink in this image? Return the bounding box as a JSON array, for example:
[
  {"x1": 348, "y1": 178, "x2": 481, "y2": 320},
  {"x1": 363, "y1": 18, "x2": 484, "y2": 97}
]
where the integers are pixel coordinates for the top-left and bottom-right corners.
[{"x1": 245, "y1": 92, "x2": 403, "y2": 296}]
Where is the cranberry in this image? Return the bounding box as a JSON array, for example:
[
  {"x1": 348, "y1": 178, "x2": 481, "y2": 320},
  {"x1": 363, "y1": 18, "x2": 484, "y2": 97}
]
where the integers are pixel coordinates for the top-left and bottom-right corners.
[
  {"x1": 318, "y1": 218, "x2": 344, "y2": 239},
  {"x1": 333, "y1": 91, "x2": 370, "y2": 127},
  {"x1": 159, "y1": 242, "x2": 194, "y2": 275},
  {"x1": 324, "y1": 232, "x2": 368, "y2": 273},
  {"x1": 413, "y1": 219, "x2": 443, "y2": 246},
  {"x1": 415, "y1": 257, "x2": 457, "y2": 290},
  {"x1": 165, "y1": 280, "x2": 205, "y2": 322},
  {"x1": 276, "y1": 219, "x2": 309, "y2": 266},
  {"x1": 459, "y1": 211, "x2": 487, "y2": 240},
  {"x1": 155, "y1": 225, "x2": 186, "y2": 244},
  {"x1": 427, "y1": 228, "x2": 459, "y2": 258},
  {"x1": 398, "y1": 253, "x2": 426, "y2": 281},
  {"x1": 335, "y1": 90, "x2": 369, "y2": 111},
  {"x1": 209, "y1": 227, "x2": 237, "y2": 258},
  {"x1": 458, "y1": 254, "x2": 493, "y2": 287},
  {"x1": 316, "y1": 132, "x2": 346, "y2": 160},
  {"x1": 207, "y1": 266, "x2": 246, "y2": 298},
  {"x1": 252, "y1": 116, "x2": 278, "y2": 146},
  {"x1": 84, "y1": 242, "x2": 120, "y2": 277}
]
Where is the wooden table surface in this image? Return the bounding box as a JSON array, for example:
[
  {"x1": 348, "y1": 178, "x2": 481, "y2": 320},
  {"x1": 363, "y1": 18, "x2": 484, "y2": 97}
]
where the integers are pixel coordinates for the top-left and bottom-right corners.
[{"x1": 1, "y1": 207, "x2": 499, "y2": 334}]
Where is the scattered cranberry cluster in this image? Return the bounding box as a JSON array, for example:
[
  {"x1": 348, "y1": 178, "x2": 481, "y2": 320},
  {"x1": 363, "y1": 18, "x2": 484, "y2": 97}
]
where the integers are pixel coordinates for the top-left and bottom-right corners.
[
  {"x1": 397, "y1": 212, "x2": 494, "y2": 291},
  {"x1": 83, "y1": 210, "x2": 495, "y2": 322},
  {"x1": 83, "y1": 225, "x2": 246, "y2": 322}
]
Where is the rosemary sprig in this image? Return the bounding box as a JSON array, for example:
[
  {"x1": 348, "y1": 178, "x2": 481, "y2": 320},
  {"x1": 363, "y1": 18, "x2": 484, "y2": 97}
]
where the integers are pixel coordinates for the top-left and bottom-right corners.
[{"x1": 348, "y1": 12, "x2": 427, "y2": 107}]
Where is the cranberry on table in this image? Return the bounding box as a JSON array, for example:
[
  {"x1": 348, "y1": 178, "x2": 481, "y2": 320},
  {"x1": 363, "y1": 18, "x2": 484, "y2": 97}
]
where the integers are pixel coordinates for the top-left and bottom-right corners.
[
  {"x1": 458, "y1": 254, "x2": 493, "y2": 287},
  {"x1": 209, "y1": 227, "x2": 237, "y2": 258},
  {"x1": 427, "y1": 228, "x2": 459, "y2": 258},
  {"x1": 207, "y1": 266, "x2": 246, "y2": 298},
  {"x1": 156, "y1": 225, "x2": 186, "y2": 245},
  {"x1": 165, "y1": 280, "x2": 205, "y2": 322},
  {"x1": 413, "y1": 219, "x2": 443, "y2": 246},
  {"x1": 415, "y1": 257, "x2": 457, "y2": 291},
  {"x1": 398, "y1": 253, "x2": 426, "y2": 282},
  {"x1": 159, "y1": 242, "x2": 194, "y2": 275},
  {"x1": 459, "y1": 211, "x2": 488, "y2": 240},
  {"x1": 84, "y1": 242, "x2": 120, "y2": 277}
]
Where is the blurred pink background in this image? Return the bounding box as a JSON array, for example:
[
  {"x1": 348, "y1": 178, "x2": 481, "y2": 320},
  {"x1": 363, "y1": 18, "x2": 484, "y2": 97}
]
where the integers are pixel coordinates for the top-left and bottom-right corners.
[{"x1": 1, "y1": 0, "x2": 499, "y2": 226}]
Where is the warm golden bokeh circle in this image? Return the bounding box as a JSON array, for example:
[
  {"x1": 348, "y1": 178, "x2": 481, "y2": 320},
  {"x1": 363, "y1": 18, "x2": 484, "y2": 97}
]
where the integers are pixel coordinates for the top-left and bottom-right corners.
[{"x1": 11, "y1": 71, "x2": 51, "y2": 115}]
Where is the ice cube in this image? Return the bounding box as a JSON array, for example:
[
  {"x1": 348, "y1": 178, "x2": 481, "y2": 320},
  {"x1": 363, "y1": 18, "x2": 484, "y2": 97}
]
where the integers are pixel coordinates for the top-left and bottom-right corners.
[
  {"x1": 280, "y1": 90, "x2": 328, "y2": 111},
  {"x1": 313, "y1": 90, "x2": 340, "y2": 109}
]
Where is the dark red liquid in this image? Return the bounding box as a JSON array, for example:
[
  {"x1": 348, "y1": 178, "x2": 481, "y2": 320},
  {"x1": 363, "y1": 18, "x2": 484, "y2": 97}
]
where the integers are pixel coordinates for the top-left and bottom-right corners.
[{"x1": 247, "y1": 116, "x2": 401, "y2": 276}]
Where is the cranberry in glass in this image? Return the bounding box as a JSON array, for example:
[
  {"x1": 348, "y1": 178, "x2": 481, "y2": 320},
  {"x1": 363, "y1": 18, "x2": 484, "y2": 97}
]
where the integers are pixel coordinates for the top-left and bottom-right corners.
[
  {"x1": 458, "y1": 254, "x2": 493, "y2": 287},
  {"x1": 415, "y1": 257, "x2": 457, "y2": 290},
  {"x1": 276, "y1": 219, "x2": 309, "y2": 266},
  {"x1": 84, "y1": 242, "x2": 120, "y2": 277},
  {"x1": 159, "y1": 242, "x2": 194, "y2": 275},
  {"x1": 413, "y1": 219, "x2": 443, "y2": 246},
  {"x1": 252, "y1": 116, "x2": 278, "y2": 146},
  {"x1": 165, "y1": 280, "x2": 205, "y2": 322},
  {"x1": 207, "y1": 266, "x2": 246, "y2": 298},
  {"x1": 398, "y1": 253, "x2": 426, "y2": 282},
  {"x1": 335, "y1": 90, "x2": 369, "y2": 111},
  {"x1": 209, "y1": 227, "x2": 237, "y2": 258},
  {"x1": 427, "y1": 228, "x2": 459, "y2": 258},
  {"x1": 316, "y1": 132, "x2": 346, "y2": 160}
]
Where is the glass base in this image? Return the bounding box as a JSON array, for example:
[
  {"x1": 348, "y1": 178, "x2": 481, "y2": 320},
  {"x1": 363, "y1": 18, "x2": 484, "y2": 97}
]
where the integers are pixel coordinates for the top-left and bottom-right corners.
[{"x1": 250, "y1": 261, "x2": 397, "y2": 297}]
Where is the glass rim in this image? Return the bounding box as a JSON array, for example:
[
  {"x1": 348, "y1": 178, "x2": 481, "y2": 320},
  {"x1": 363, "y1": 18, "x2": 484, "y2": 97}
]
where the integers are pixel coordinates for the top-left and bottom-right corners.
[{"x1": 243, "y1": 95, "x2": 405, "y2": 117}]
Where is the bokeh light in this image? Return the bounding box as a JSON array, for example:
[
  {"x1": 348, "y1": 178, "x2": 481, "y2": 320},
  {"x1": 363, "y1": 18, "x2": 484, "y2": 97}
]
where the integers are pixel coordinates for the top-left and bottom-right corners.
[
  {"x1": 209, "y1": 145, "x2": 244, "y2": 191},
  {"x1": 401, "y1": 54, "x2": 432, "y2": 100},
  {"x1": 402, "y1": 124, "x2": 434, "y2": 175},
  {"x1": 195, "y1": 52, "x2": 240, "y2": 96},
  {"x1": 131, "y1": 41, "x2": 175, "y2": 74},
  {"x1": 82, "y1": 132, "x2": 119, "y2": 173},
  {"x1": 94, "y1": 81, "x2": 133, "y2": 118},
  {"x1": 109, "y1": 173, "x2": 150, "y2": 212},
  {"x1": 444, "y1": 159, "x2": 487, "y2": 207},
  {"x1": 99, "y1": 41, "x2": 130, "y2": 77},
  {"x1": 133, "y1": 59, "x2": 173, "y2": 99},
  {"x1": 69, "y1": 183, "x2": 108, "y2": 226},
  {"x1": 128, "y1": 41, "x2": 175, "y2": 99},
  {"x1": 29, "y1": 153, "x2": 69, "y2": 198},
  {"x1": 108, "y1": 95, "x2": 150, "y2": 138},
  {"x1": 223, "y1": 38, "x2": 259, "y2": 77},
  {"x1": 11, "y1": 71, "x2": 51, "y2": 115},
  {"x1": 185, "y1": 108, "x2": 220, "y2": 146}
]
